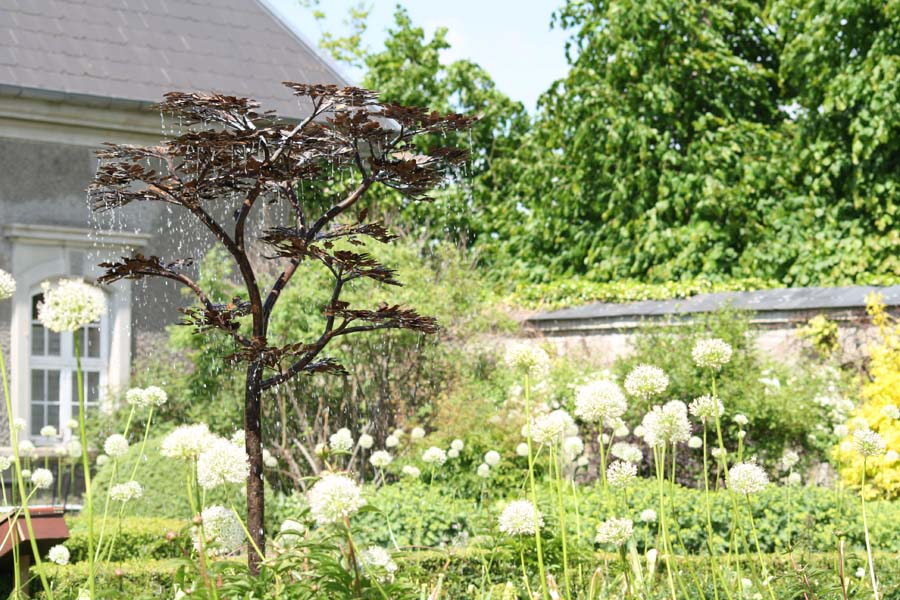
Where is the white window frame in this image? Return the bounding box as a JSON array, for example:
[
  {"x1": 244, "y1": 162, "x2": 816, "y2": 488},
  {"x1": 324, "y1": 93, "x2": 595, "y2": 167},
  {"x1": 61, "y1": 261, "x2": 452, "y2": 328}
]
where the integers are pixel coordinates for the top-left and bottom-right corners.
[{"x1": 4, "y1": 224, "x2": 151, "y2": 442}]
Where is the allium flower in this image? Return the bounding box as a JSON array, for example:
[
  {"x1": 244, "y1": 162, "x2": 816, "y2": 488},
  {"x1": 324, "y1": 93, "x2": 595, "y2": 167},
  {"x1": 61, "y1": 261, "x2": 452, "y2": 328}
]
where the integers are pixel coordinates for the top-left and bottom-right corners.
[
  {"x1": 279, "y1": 519, "x2": 305, "y2": 548},
  {"x1": 195, "y1": 505, "x2": 244, "y2": 555},
  {"x1": 369, "y1": 450, "x2": 393, "y2": 468},
  {"x1": 13, "y1": 418, "x2": 25, "y2": 432},
  {"x1": 881, "y1": 404, "x2": 900, "y2": 420},
  {"x1": 639, "y1": 509, "x2": 657, "y2": 523},
  {"x1": 402, "y1": 465, "x2": 420, "y2": 478},
  {"x1": 885, "y1": 449, "x2": 899, "y2": 464},
  {"x1": 689, "y1": 395, "x2": 724, "y2": 423},
  {"x1": 48, "y1": 544, "x2": 70, "y2": 565},
  {"x1": 834, "y1": 424, "x2": 850, "y2": 438},
  {"x1": 143, "y1": 386, "x2": 168, "y2": 406},
  {"x1": 853, "y1": 428, "x2": 886, "y2": 457},
  {"x1": 515, "y1": 442, "x2": 530, "y2": 457},
  {"x1": 613, "y1": 421, "x2": 630, "y2": 438},
  {"x1": 385, "y1": 435, "x2": 399, "y2": 448},
  {"x1": 688, "y1": 436, "x2": 703, "y2": 449},
  {"x1": 641, "y1": 401, "x2": 691, "y2": 447},
  {"x1": 161, "y1": 424, "x2": 216, "y2": 460},
  {"x1": 392, "y1": 428, "x2": 405, "y2": 439},
  {"x1": 711, "y1": 448, "x2": 725, "y2": 459},
  {"x1": 611, "y1": 442, "x2": 643, "y2": 464},
  {"x1": 734, "y1": 414, "x2": 749, "y2": 426},
  {"x1": 0, "y1": 269, "x2": 15, "y2": 300},
  {"x1": 422, "y1": 446, "x2": 447, "y2": 465},
  {"x1": 104, "y1": 434, "x2": 129, "y2": 458},
  {"x1": 31, "y1": 468, "x2": 54, "y2": 489},
  {"x1": 110, "y1": 480, "x2": 143, "y2": 502},
  {"x1": 476, "y1": 463, "x2": 491, "y2": 478},
  {"x1": 21, "y1": 469, "x2": 31, "y2": 479},
  {"x1": 737, "y1": 430, "x2": 746, "y2": 440},
  {"x1": 529, "y1": 409, "x2": 576, "y2": 444},
  {"x1": 307, "y1": 473, "x2": 365, "y2": 525},
  {"x1": 360, "y1": 546, "x2": 398, "y2": 576},
  {"x1": 574, "y1": 379, "x2": 627, "y2": 423},
  {"x1": 230, "y1": 430, "x2": 246, "y2": 447},
  {"x1": 19, "y1": 440, "x2": 34, "y2": 456},
  {"x1": 691, "y1": 338, "x2": 733, "y2": 370},
  {"x1": 37, "y1": 279, "x2": 105, "y2": 332},
  {"x1": 728, "y1": 461, "x2": 769, "y2": 494},
  {"x1": 410, "y1": 427, "x2": 426, "y2": 440},
  {"x1": 606, "y1": 460, "x2": 637, "y2": 488},
  {"x1": 197, "y1": 438, "x2": 248, "y2": 490},
  {"x1": 0, "y1": 456, "x2": 10, "y2": 471},
  {"x1": 263, "y1": 449, "x2": 278, "y2": 468},
  {"x1": 66, "y1": 419, "x2": 78, "y2": 431},
  {"x1": 358, "y1": 434, "x2": 374, "y2": 450},
  {"x1": 329, "y1": 428, "x2": 354, "y2": 453},
  {"x1": 451, "y1": 439, "x2": 465, "y2": 452},
  {"x1": 624, "y1": 365, "x2": 669, "y2": 399},
  {"x1": 96, "y1": 454, "x2": 109, "y2": 467},
  {"x1": 498, "y1": 500, "x2": 543, "y2": 536},
  {"x1": 563, "y1": 436, "x2": 584, "y2": 460},
  {"x1": 40, "y1": 425, "x2": 58, "y2": 438},
  {"x1": 447, "y1": 448, "x2": 459, "y2": 459},
  {"x1": 505, "y1": 343, "x2": 550, "y2": 378},
  {"x1": 484, "y1": 450, "x2": 501, "y2": 467},
  {"x1": 595, "y1": 517, "x2": 634, "y2": 546},
  {"x1": 787, "y1": 472, "x2": 802, "y2": 486},
  {"x1": 126, "y1": 388, "x2": 146, "y2": 407},
  {"x1": 781, "y1": 450, "x2": 800, "y2": 471}
]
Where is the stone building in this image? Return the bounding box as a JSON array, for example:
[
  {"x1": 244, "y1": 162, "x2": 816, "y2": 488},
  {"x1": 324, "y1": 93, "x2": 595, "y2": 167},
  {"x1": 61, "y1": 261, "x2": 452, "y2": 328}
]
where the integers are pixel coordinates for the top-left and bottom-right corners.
[{"x1": 0, "y1": 0, "x2": 347, "y2": 443}]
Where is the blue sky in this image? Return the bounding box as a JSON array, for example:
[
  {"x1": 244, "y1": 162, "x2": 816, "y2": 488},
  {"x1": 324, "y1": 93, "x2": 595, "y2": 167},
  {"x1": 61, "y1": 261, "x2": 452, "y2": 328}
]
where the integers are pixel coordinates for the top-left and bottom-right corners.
[{"x1": 264, "y1": 0, "x2": 572, "y2": 111}]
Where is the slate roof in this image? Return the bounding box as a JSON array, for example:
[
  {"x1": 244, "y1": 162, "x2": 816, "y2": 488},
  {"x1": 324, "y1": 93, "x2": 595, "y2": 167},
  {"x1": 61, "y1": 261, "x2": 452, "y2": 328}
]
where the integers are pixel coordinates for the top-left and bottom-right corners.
[
  {"x1": 0, "y1": 0, "x2": 348, "y2": 116},
  {"x1": 527, "y1": 285, "x2": 900, "y2": 331}
]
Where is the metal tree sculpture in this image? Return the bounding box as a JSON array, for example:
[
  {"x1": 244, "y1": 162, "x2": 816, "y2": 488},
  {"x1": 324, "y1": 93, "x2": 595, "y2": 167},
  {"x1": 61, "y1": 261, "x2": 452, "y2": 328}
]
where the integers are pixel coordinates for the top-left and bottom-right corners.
[{"x1": 88, "y1": 84, "x2": 473, "y2": 571}]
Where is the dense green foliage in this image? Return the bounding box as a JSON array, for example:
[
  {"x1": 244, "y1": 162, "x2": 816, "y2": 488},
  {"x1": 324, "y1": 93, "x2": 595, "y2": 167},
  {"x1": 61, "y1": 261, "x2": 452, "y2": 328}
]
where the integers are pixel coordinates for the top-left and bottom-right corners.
[{"x1": 65, "y1": 517, "x2": 188, "y2": 562}]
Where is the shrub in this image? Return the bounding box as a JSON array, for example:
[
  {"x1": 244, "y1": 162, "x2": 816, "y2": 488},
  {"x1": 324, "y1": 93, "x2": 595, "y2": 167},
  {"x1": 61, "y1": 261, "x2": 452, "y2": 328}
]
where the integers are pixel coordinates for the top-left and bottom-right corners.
[
  {"x1": 65, "y1": 516, "x2": 188, "y2": 562},
  {"x1": 32, "y1": 560, "x2": 181, "y2": 600}
]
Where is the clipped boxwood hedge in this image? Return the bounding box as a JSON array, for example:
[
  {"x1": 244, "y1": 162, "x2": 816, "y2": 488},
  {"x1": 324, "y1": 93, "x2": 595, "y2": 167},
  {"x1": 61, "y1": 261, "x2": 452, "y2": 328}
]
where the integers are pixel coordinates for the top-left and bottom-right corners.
[
  {"x1": 32, "y1": 559, "x2": 181, "y2": 600},
  {"x1": 65, "y1": 516, "x2": 189, "y2": 562}
]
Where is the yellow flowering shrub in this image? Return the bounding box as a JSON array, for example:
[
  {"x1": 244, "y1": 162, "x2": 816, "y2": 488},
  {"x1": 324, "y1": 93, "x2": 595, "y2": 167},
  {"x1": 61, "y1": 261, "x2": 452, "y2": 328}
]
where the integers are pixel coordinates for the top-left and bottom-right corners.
[{"x1": 835, "y1": 293, "x2": 900, "y2": 498}]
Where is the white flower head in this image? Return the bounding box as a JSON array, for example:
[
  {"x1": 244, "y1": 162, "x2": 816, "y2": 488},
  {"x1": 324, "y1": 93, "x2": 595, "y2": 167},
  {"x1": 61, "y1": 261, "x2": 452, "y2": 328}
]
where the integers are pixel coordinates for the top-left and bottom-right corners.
[
  {"x1": 96, "y1": 454, "x2": 109, "y2": 467},
  {"x1": 385, "y1": 435, "x2": 399, "y2": 449},
  {"x1": 505, "y1": 343, "x2": 550, "y2": 378},
  {"x1": 611, "y1": 442, "x2": 643, "y2": 464},
  {"x1": 161, "y1": 424, "x2": 216, "y2": 460},
  {"x1": 230, "y1": 429, "x2": 246, "y2": 447},
  {"x1": 263, "y1": 448, "x2": 278, "y2": 468},
  {"x1": 853, "y1": 428, "x2": 886, "y2": 457},
  {"x1": 19, "y1": 440, "x2": 35, "y2": 456},
  {"x1": 0, "y1": 269, "x2": 16, "y2": 300},
  {"x1": 329, "y1": 428, "x2": 354, "y2": 453},
  {"x1": 498, "y1": 500, "x2": 543, "y2": 536},
  {"x1": 885, "y1": 449, "x2": 899, "y2": 464},
  {"x1": 689, "y1": 395, "x2": 724, "y2": 423},
  {"x1": 606, "y1": 460, "x2": 637, "y2": 488},
  {"x1": 402, "y1": 465, "x2": 421, "y2": 478},
  {"x1": 688, "y1": 436, "x2": 703, "y2": 449},
  {"x1": 38, "y1": 279, "x2": 105, "y2": 333},
  {"x1": 613, "y1": 420, "x2": 630, "y2": 438},
  {"x1": 515, "y1": 442, "x2": 530, "y2": 457},
  {"x1": 422, "y1": 446, "x2": 447, "y2": 466},
  {"x1": 624, "y1": 364, "x2": 669, "y2": 399},
  {"x1": 734, "y1": 414, "x2": 749, "y2": 426},
  {"x1": 104, "y1": 434, "x2": 129, "y2": 458},
  {"x1": 369, "y1": 450, "x2": 393, "y2": 468},
  {"x1": 48, "y1": 544, "x2": 70, "y2": 565},
  {"x1": 692, "y1": 338, "x2": 733, "y2": 370},
  {"x1": 358, "y1": 434, "x2": 374, "y2": 450},
  {"x1": 729, "y1": 461, "x2": 769, "y2": 494},
  {"x1": 197, "y1": 438, "x2": 248, "y2": 490},
  {"x1": 834, "y1": 424, "x2": 850, "y2": 438},
  {"x1": 143, "y1": 386, "x2": 168, "y2": 407},
  {"x1": 279, "y1": 519, "x2": 305, "y2": 548},
  {"x1": 126, "y1": 387, "x2": 147, "y2": 407},
  {"x1": 40, "y1": 425, "x2": 58, "y2": 438},
  {"x1": 450, "y1": 439, "x2": 465, "y2": 452},
  {"x1": 563, "y1": 436, "x2": 584, "y2": 460},
  {"x1": 641, "y1": 400, "x2": 691, "y2": 447},
  {"x1": 307, "y1": 473, "x2": 365, "y2": 525},
  {"x1": 595, "y1": 517, "x2": 634, "y2": 547},
  {"x1": 13, "y1": 418, "x2": 26, "y2": 432},
  {"x1": 21, "y1": 469, "x2": 31, "y2": 479},
  {"x1": 529, "y1": 409, "x2": 576, "y2": 444},
  {"x1": 0, "y1": 456, "x2": 10, "y2": 471},
  {"x1": 31, "y1": 468, "x2": 54, "y2": 489},
  {"x1": 881, "y1": 404, "x2": 900, "y2": 420},
  {"x1": 574, "y1": 379, "x2": 627, "y2": 423},
  {"x1": 360, "y1": 546, "x2": 398, "y2": 576},
  {"x1": 476, "y1": 463, "x2": 491, "y2": 478},
  {"x1": 194, "y1": 505, "x2": 244, "y2": 555},
  {"x1": 484, "y1": 450, "x2": 501, "y2": 467},
  {"x1": 410, "y1": 427, "x2": 426, "y2": 440},
  {"x1": 639, "y1": 509, "x2": 657, "y2": 523},
  {"x1": 787, "y1": 472, "x2": 802, "y2": 486},
  {"x1": 66, "y1": 419, "x2": 78, "y2": 431},
  {"x1": 781, "y1": 450, "x2": 800, "y2": 471},
  {"x1": 447, "y1": 448, "x2": 459, "y2": 459},
  {"x1": 110, "y1": 480, "x2": 143, "y2": 502}
]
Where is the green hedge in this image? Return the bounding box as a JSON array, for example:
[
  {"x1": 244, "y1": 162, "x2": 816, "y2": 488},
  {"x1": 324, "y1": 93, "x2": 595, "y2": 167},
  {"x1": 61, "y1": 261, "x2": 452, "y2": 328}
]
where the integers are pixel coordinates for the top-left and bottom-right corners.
[
  {"x1": 32, "y1": 559, "x2": 181, "y2": 599},
  {"x1": 65, "y1": 516, "x2": 189, "y2": 562}
]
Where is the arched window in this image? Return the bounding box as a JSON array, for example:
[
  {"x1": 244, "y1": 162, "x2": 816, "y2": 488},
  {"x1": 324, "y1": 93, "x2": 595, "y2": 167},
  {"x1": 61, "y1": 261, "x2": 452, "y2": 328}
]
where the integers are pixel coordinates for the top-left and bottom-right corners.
[{"x1": 29, "y1": 289, "x2": 108, "y2": 441}]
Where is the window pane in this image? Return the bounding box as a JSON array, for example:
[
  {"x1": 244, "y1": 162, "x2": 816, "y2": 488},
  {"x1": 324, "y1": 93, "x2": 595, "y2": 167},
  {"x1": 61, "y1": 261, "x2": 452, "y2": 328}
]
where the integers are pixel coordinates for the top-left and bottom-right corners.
[
  {"x1": 31, "y1": 294, "x2": 42, "y2": 320},
  {"x1": 31, "y1": 404, "x2": 44, "y2": 435},
  {"x1": 31, "y1": 369, "x2": 45, "y2": 401},
  {"x1": 86, "y1": 326, "x2": 101, "y2": 358},
  {"x1": 48, "y1": 370, "x2": 60, "y2": 402},
  {"x1": 31, "y1": 325, "x2": 45, "y2": 355},
  {"x1": 87, "y1": 371, "x2": 100, "y2": 404},
  {"x1": 48, "y1": 331, "x2": 61, "y2": 356},
  {"x1": 48, "y1": 404, "x2": 59, "y2": 429}
]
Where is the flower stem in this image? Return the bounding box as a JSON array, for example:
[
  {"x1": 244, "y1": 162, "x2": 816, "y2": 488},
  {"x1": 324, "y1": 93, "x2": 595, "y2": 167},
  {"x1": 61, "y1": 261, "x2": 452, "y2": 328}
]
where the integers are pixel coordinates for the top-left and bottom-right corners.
[
  {"x1": 861, "y1": 457, "x2": 880, "y2": 600},
  {"x1": 524, "y1": 373, "x2": 550, "y2": 600}
]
